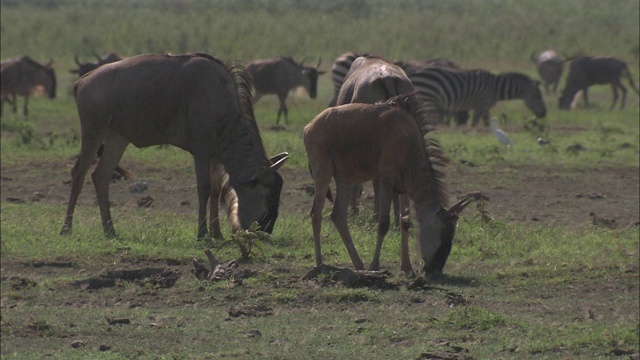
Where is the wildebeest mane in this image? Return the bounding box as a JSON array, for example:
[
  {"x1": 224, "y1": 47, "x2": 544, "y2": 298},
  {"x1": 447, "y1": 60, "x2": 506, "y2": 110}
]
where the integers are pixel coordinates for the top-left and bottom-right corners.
[{"x1": 380, "y1": 93, "x2": 449, "y2": 207}]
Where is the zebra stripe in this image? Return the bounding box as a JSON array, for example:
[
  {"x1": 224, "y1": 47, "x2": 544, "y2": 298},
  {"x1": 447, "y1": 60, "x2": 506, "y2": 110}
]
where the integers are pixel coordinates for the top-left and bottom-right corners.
[{"x1": 408, "y1": 68, "x2": 546, "y2": 126}]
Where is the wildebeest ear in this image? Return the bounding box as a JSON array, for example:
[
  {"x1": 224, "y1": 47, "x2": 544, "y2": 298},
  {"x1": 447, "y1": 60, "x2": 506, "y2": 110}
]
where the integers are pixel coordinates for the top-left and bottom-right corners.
[{"x1": 46, "y1": 59, "x2": 54, "y2": 67}]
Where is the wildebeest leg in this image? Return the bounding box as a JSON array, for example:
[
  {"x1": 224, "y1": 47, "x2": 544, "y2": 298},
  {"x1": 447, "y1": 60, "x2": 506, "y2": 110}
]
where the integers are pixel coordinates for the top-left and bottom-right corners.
[
  {"x1": 614, "y1": 82, "x2": 627, "y2": 110},
  {"x1": 582, "y1": 88, "x2": 590, "y2": 108},
  {"x1": 209, "y1": 161, "x2": 225, "y2": 240},
  {"x1": 61, "y1": 133, "x2": 106, "y2": 235},
  {"x1": 392, "y1": 192, "x2": 400, "y2": 227},
  {"x1": 91, "y1": 131, "x2": 129, "y2": 237},
  {"x1": 310, "y1": 161, "x2": 333, "y2": 267},
  {"x1": 399, "y1": 194, "x2": 414, "y2": 275},
  {"x1": 370, "y1": 178, "x2": 393, "y2": 271},
  {"x1": 276, "y1": 93, "x2": 288, "y2": 125},
  {"x1": 193, "y1": 154, "x2": 212, "y2": 239},
  {"x1": 333, "y1": 178, "x2": 365, "y2": 270},
  {"x1": 11, "y1": 94, "x2": 18, "y2": 114},
  {"x1": 23, "y1": 95, "x2": 29, "y2": 117}
]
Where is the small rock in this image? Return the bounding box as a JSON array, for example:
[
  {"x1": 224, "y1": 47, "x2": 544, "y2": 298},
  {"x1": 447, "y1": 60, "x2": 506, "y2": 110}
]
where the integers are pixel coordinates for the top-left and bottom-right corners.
[
  {"x1": 71, "y1": 341, "x2": 85, "y2": 349},
  {"x1": 99, "y1": 344, "x2": 111, "y2": 351},
  {"x1": 129, "y1": 180, "x2": 149, "y2": 194},
  {"x1": 244, "y1": 329, "x2": 262, "y2": 338}
]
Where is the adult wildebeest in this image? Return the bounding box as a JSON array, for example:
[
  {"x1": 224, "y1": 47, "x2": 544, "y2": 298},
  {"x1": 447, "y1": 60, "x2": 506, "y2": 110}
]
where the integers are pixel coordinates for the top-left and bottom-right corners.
[
  {"x1": 336, "y1": 55, "x2": 415, "y2": 219},
  {"x1": 71, "y1": 52, "x2": 122, "y2": 76},
  {"x1": 1, "y1": 56, "x2": 56, "y2": 118},
  {"x1": 246, "y1": 56, "x2": 325, "y2": 124},
  {"x1": 60, "y1": 53, "x2": 288, "y2": 239},
  {"x1": 558, "y1": 56, "x2": 639, "y2": 110},
  {"x1": 305, "y1": 93, "x2": 477, "y2": 274},
  {"x1": 531, "y1": 48, "x2": 564, "y2": 96},
  {"x1": 408, "y1": 67, "x2": 546, "y2": 126}
]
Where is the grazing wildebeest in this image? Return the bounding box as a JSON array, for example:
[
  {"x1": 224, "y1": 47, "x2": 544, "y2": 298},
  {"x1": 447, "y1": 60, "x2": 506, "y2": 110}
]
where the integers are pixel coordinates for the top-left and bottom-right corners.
[
  {"x1": 336, "y1": 55, "x2": 415, "y2": 219},
  {"x1": 531, "y1": 48, "x2": 564, "y2": 96},
  {"x1": 0, "y1": 56, "x2": 56, "y2": 118},
  {"x1": 208, "y1": 152, "x2": 290, "y2": 240},
  {"x1": 408, "y1": 67, "x2": 546, "y2": 126},
  {"x1": 71, "y1": 52, "x2": 122, "y2": 76},
  {"x1": 60, "y1": 53, "x2": 288, "y2": 239},
  {"x1": 304, "y1": 93, "x2": 477, "y2": 274},
  {"x1": 558, "y1": 56, "x2": 639, "y2": 110},
  {"x1": 246, "y1": 56, "x2": 325, "y2": 124}
]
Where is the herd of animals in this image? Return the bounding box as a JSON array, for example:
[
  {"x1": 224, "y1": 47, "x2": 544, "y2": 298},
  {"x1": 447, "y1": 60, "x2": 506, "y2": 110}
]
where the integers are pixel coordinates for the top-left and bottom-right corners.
[{"x1": 0, "y1": 49, "x2": 638, "y2": 275}]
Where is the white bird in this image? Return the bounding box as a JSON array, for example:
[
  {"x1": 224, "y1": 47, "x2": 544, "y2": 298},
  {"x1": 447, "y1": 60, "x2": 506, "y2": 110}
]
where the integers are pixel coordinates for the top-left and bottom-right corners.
[
  {"x1": 491, "y1": 118, "x2": 514, "y2": 147},
  {"x1": 536, "y1": 136, "x2": 550, "y2": 146}
]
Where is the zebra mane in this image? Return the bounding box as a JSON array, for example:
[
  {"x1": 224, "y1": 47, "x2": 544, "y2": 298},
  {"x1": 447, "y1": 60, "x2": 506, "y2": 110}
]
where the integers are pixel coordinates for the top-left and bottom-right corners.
[{"x1": 382, "y1": 93, "x2": 450, "y2": 207}]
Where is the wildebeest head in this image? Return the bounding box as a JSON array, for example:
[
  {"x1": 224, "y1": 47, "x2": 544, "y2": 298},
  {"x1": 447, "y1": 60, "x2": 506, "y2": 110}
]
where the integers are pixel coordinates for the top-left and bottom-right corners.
[
  {"x1": 231, "y1": 153, "x2": 288, "y2": 234},
  {"x1": 300, "y1": 58, "x2": 325, "y2": 99},
  {"x1": 421, "y1": 193, "x2": 488, "y2": 273},
  {"x1": 71, "y1": 53, "x2": 122, "y2": 77}
]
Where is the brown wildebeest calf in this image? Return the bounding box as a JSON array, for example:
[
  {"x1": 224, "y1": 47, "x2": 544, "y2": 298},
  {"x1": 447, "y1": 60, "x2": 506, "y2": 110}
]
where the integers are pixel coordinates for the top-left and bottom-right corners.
[{"x1": 304, "y1": 93, "x2": 477, "y2": 274}]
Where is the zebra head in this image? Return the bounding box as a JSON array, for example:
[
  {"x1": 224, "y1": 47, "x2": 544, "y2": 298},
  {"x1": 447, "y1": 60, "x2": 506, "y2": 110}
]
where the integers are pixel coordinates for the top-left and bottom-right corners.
[{"x1": 521, "y1": 76, "x2": 547, "y2": 118}]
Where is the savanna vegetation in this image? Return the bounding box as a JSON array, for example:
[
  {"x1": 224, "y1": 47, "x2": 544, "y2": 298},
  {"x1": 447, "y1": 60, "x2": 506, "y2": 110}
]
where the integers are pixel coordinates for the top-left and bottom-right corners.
[{"x1": 1, "y1": 0, "x2": 639, "y2": 359}]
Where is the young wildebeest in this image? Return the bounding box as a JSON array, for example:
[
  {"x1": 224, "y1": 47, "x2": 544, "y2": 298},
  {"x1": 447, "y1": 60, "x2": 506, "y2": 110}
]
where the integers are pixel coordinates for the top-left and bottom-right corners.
[
  {"x1": 336, "y1": 55, "x2": 415, "y2": 219},
  {"x1": 304, "y1": 93, "x2": 475, "y2": 274},
  {"x1": 71, "y1": 52, "x2": 122, "y2": 76},
  {"x1": 559, "y1": 56, "x2": 639, "y2": 110},
  {"x1": 0, "y1": 56, "x2": 56, "y2": 118},
  {"x1": 531, "y1": 48, "x2": 564, "y2": 96},
  {"x1": 60, "y1": 53, "x2": 288, "y2": 239},
  {"x1": 246, "y1": 56, "x2": 325, "y2": 124}
]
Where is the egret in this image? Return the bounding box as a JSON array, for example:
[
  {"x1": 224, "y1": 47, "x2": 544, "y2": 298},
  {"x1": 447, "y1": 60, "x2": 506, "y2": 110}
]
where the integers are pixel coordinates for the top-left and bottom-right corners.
[{"x1": 491, "y1": 117, "x2": 514, "y2": 147}]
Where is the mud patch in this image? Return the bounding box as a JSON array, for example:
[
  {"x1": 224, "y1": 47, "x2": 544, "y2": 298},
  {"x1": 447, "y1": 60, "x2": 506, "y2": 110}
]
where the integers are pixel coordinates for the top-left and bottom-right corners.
[
  {"x1": 227, "y1": 304, "x2": 273, "y2": 318},
  {"x1": 304, "y1": 264, "x2": 398, "y2": 290},
  {"x1": 71, "y1": 267, "x2": 180, "y2": 290},
  {"x1": 2, "y1": 276, "x2": 38, "y2": 290}
]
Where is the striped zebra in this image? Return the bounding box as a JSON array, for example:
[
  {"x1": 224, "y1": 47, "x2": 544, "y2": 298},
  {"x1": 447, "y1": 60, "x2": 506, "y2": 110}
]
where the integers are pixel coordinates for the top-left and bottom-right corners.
[{"x1": 408, "y1": 67, "x2": 547, "y2": 126}]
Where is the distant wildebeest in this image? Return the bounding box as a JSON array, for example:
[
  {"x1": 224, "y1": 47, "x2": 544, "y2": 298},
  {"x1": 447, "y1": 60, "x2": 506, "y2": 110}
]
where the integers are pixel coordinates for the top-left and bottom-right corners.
[
  {"x1": 336, "y1": 55, "x2": 415, "y2": 219},
  {"x1": 208, "y1": 151, "x2": 290, "y2": 240},
  {"x1": 531, "y1": 48, "x2": 565, "y2": 96},
  {"x1": 71, "y1": 52, "x2": 122, "y2": 76},
  {"x1": 0, "y1": 56, "x2": 56, "y2": 118},
  {"x1": 558, "y1": 56, "x2": 639, "y2": 110},
  {"x1": 304, "y1": 93, "x2": 477, "y2": 274},
  {"x1": 408, "y1": 67, "x2": 546, "y2": 126},
  {"x1": 246, "y1": 56, "x2": 325, "y2": 124},
  {"x1": 60, "y1": 53, "x2": 288, "y2": 239}
]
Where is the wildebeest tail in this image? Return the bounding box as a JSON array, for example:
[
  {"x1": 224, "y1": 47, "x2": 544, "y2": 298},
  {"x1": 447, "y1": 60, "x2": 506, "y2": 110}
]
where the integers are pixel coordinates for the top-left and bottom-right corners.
[{"x1": 623, "y1": 64, "x2": 639, "y2": 94}]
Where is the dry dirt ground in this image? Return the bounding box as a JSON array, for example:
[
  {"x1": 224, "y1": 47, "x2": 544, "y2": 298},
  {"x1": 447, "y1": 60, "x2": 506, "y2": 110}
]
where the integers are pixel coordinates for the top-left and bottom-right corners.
[{"x1": 1, "y1": 148, "x2": 639, "y2": 357}]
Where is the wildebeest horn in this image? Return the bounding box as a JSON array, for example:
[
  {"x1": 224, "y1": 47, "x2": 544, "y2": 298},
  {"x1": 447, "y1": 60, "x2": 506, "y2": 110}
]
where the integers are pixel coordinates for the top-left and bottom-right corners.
[
  {"x1": 46, "y1": 59, "x2": 54, "y2": 67},
  {"x1": 74, "y1": 54, "x2": 82, "y2": 66},
  {"x1": 93, "y1": 52, "x2": 101, "y2": 62},
  {"x1": 269, "y1": 152, "x2": 290, "y2": 167},
  {"x1": 447, "y1": 192, "x2": 489, "y2": 215},
  {"x1": 269, "y1": 152, "x2": 289, "y2": 172},
  {"x1": 316, "y1": 58, "x2": 322, "y2": 69}
]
